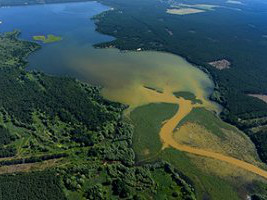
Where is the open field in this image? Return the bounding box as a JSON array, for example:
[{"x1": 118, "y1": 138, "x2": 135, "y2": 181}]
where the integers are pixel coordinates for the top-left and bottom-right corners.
[
  {"x1": 173, "y1": 122, "x2": 260, "y2": 165},
  {"x1": 209, "y1": 59, "x2": 231, "y2": 70},
  {"x1": 174, "y1": 107, "x2": 262, "y2": 166},
  {"x1": 0, "y1": 158, "x2": 63, "y2": 174}
]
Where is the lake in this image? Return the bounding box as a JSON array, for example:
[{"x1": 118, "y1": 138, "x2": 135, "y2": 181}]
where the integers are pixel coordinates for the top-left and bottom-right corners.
[{"x1": 0, "y1": 1, "x2": 218, "y2": 110}]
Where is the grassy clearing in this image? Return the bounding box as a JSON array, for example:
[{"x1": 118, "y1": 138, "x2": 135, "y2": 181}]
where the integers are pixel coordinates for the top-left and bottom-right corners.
[
  {"x1": 130, "y1": 103, "x2": 178, "y2": 161},
  {"x1": 33, "y1": 34, "x2": 62, "y2": 43},
  {"x1": 177, "y1": 107, "x2": 229, "y2": 137},
  {"x1": 173, "y1": 122, "x2": 261, "y2": 165},
  {"x1": 0, "y1": 158, "x2": 62, "y2": 174},
  {"x1": 174, "y1": 107, "x2": 261, "y2": 165},
  {"x1": 155, "y1": 149, "x2": 241, "y2": 200}
]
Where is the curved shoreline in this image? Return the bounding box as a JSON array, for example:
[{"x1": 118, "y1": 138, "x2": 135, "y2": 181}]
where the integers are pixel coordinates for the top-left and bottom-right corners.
[{"x1": 160, "y1": 97, "x2": 267, "y2": 179}]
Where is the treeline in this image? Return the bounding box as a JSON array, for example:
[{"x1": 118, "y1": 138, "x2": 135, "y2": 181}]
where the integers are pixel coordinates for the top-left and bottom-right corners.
[
  {"x1": 0, "y1": 31, "x2": 40, "y2": 68},
  {"x1": 0, "y1": 67, "x2": 124, "y2": 130},
  {"x1": 250, "y1": 131, "x2": 267, "y2": 163},
  {"x1": 0, "y1": 31, "x2": 126, "y2": 135},
  {"x1": 0, "y1": 126, "x2": 16, "y2": 146},
  {"x1": 0, "y1": 147, "x2": 16, "y2": 158},
  {"x1": 0, "y1": 126, "x2": 17, "y2": 158},
  {"x1": 58, "y1": 161, "x2": 196, "y2": 199},
  {"x1": 0, "y1": 153, "x2": 68, "y2": 166},
  {"x1": 0, "y1": 171, "x2": 66, "y2": 200}
]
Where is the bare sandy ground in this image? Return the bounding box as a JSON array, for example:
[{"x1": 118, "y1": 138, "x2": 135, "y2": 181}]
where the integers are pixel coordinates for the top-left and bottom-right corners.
[
  {"x1": 249, "y1": 94, "x2": 267, "y2": 103},
  {"x1": 209, "y1": 59, "x2": 231, "y2": 70}
]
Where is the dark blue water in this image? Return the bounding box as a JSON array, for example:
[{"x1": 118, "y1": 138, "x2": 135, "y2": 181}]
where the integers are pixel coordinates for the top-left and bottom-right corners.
[{"x1": 0, "y1": 2, "x2": 112, "y2": 43}]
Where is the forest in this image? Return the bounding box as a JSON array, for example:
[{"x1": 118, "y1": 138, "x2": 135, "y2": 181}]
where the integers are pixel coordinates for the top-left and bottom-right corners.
[
  {"x1": 0, "y1": 31, "x2": 196, "y2": 199},
  {"x1": 0, "y1": 171, "x2": 66, "y2": 200}
]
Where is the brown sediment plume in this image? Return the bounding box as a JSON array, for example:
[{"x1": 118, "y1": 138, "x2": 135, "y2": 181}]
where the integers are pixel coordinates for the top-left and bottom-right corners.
[{"x1": 159, "y1": 97, "x2": 267, "y2": 179}]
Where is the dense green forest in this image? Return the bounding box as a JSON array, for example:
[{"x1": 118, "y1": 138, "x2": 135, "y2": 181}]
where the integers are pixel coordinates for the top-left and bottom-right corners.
[
  {"x1": 0, "y1": 31, "x2": 196, "y2": 199},
  {"x1": 0, "y1": 171, "x2": 66, "y2": 200}
]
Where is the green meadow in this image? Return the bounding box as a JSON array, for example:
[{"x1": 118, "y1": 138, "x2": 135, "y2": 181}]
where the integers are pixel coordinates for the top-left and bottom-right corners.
[{"x1": 130, "y1": 103, "x2": 178, "y2": 161}]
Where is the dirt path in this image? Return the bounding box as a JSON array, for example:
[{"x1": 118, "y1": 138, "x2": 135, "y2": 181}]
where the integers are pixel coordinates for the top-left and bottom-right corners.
[{"x1": 160, "y1": 97, "x2": 267, "y2": 179}]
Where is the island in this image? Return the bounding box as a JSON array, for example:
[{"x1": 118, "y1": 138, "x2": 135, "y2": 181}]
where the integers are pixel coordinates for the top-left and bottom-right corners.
[{"x1": 33, "y1": 34, "x2": 62, "y2": 43}]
